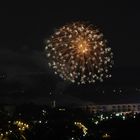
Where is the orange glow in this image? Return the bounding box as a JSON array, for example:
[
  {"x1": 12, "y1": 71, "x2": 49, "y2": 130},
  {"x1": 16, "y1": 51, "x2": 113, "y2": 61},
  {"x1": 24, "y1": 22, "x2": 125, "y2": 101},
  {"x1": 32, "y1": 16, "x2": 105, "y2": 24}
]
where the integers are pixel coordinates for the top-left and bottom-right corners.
[{"x1": 78, "y1": 42, "x2": 89, "y2": 54}]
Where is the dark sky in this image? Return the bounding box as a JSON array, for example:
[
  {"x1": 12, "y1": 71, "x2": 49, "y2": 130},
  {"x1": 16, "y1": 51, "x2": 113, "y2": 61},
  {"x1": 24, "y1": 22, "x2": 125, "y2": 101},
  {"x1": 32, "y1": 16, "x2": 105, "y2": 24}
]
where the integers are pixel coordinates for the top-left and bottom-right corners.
[{"x1": 0, "y1": 1, "x2": 140, "y2": 104}]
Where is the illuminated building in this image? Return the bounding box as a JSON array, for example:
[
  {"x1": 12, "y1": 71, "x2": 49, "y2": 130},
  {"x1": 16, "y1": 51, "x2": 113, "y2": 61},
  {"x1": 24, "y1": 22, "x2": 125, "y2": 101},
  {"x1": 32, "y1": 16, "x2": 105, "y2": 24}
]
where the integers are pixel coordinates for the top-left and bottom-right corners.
[{"x1": 81, "y1": 103, "x2": 140, "y2": 113}]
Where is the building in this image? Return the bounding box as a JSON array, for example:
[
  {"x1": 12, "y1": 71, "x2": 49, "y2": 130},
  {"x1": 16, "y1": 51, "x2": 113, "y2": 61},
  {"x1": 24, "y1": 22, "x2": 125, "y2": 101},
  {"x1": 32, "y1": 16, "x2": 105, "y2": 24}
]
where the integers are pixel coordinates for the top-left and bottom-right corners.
[{"x1": 82, "y1": 103, "x2": 140, "y2": 113}]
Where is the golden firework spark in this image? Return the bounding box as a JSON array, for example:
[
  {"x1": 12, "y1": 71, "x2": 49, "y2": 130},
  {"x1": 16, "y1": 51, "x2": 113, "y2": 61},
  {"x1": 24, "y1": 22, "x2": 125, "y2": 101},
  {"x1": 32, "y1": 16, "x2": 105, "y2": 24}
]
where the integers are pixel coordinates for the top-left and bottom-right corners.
[{"x1": 45, "y1": 22, "x2": 113, "y2": 84}]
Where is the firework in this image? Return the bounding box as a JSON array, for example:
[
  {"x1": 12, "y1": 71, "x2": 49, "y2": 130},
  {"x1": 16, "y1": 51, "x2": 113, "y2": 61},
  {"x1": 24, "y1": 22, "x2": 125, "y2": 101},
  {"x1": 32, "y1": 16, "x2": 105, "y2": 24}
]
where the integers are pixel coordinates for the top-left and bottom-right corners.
[{"x1": 45, "y1": 22, "x2": 113, "y2": 84}]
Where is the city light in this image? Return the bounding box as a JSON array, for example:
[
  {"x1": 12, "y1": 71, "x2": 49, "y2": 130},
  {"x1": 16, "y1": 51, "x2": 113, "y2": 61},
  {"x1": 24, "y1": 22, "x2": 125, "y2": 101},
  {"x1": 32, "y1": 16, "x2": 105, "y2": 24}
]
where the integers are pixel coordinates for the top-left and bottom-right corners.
[
  {"x1": 74, "y1": 122, "x2": 88, "y2": 136},
  {"x1": 14, "y1": 121, "x2": 29, "y2": 131},
  {"x1": 102, "y1": 133, "x2": 111, "y2": 138}
]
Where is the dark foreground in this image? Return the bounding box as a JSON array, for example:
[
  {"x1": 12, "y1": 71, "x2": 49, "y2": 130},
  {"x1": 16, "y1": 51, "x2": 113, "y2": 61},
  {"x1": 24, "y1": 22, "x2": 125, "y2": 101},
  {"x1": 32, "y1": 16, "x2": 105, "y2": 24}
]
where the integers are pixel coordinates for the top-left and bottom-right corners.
[{"x1": 0, "y1": 104, "x2": 140, "y2": 140}]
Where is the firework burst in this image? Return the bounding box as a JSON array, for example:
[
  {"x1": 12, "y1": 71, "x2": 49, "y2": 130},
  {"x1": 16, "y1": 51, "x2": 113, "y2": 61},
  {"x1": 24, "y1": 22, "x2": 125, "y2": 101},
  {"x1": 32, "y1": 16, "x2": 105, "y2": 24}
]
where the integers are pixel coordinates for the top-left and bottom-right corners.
[{"x1": 45, "y1": 22, "x2": 113, "y2": 84}]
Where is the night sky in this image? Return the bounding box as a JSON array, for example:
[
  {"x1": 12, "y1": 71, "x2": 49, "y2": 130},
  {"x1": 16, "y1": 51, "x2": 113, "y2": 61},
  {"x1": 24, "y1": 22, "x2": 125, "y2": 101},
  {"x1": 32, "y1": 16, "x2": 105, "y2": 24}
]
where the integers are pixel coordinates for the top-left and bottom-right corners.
[{"x1": 0, "y1": 1, "x2": 140, "y2": 105}]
